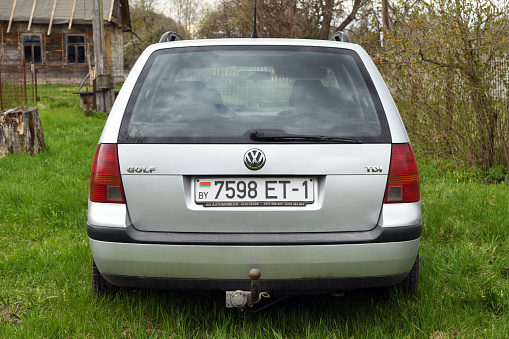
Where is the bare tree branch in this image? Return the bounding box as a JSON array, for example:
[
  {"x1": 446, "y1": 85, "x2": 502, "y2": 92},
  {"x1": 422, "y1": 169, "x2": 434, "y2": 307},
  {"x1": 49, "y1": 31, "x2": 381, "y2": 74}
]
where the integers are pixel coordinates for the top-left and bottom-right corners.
[{"x1": 336, "y1": 0, "x2": 366, "y2": 32}]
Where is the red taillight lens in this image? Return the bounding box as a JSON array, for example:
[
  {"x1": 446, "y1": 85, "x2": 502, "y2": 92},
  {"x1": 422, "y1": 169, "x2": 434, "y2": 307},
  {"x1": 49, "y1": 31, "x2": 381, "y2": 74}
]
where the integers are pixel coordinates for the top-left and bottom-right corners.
[
  {"x1": 90, "y1": 144, "x2": 125, "y2": 203},
  {"x1": 384, "y1": 144, "x2": 420, "y2": 203}
]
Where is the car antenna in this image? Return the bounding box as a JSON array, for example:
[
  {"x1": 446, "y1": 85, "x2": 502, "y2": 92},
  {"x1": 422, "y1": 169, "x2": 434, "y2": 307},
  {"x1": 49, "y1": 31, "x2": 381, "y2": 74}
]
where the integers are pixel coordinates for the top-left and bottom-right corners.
[{"x1": 251, "y1": 0, "x2": 258, "y2": 38}]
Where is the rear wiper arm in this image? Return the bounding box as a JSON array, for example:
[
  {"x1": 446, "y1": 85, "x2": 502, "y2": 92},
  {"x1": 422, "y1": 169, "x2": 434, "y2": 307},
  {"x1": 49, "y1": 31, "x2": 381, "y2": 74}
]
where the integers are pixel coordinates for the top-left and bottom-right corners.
[{"x1": 249, "y1": 130, "x2": 362, "y2": 143}]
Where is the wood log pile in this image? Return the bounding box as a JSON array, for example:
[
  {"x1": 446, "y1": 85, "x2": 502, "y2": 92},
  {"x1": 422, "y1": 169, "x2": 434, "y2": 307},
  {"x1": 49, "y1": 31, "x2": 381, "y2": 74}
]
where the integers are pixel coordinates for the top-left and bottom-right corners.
[{"x1": 0, "y1": 106, "x2": 45, "y2": 158}]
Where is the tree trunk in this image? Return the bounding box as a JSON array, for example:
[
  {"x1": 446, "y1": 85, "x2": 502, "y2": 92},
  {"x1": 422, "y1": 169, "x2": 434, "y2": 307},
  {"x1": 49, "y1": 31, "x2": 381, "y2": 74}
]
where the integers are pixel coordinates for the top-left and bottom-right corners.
[
  {"x1": 382, "y1": 0, "x2": 389, "y2": 28},
  {"x1": 319, "y1": 0, "x2": 335, "y2": 40},
  {"x1": 287, "y1": 0, "x2": 298, "y2": 38},
  {"x1": 0, "y1": 106, "x2": 45, "y2": 158}
]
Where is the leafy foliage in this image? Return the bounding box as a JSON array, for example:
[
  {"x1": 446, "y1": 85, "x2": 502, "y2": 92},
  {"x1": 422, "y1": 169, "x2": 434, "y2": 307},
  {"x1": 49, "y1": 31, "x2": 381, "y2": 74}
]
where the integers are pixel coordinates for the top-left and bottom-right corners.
[
  {"x1": 378, "y1": 0, "x2": 509, "y2": 171},
  {"x1": 196, "y1": 0, "x2": 370, "y2": 39},
  {"x1": 484, "y1": 165, "x2": 508, "y2": 184},
  {"x1": 124, "y1": 0, "x2": 179, "y2": 67}
]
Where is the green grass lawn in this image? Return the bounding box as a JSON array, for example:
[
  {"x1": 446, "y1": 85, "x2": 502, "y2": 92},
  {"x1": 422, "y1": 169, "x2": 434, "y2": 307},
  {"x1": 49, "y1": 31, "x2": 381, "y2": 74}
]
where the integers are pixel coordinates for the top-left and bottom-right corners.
[{"x1": 1, "y1": 102, "x2": 508, "y2": 337}]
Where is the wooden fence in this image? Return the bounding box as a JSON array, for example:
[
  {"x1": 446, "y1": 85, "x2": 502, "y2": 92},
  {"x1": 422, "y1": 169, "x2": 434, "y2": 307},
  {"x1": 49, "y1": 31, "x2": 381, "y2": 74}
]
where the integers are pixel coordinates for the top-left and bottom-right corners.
[{"x1": 0, "y1": 60, "x2": 124, "y2": 111}]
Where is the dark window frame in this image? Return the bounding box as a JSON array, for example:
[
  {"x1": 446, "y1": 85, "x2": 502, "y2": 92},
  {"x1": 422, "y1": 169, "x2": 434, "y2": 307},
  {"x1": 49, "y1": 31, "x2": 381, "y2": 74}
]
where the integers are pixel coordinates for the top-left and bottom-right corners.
[
  {"x1": 66, "y1": 34, "x2": 86, "y2": 64},
  {"x1": 22, "y1": 34, "x2": 43, "y2": 64}
]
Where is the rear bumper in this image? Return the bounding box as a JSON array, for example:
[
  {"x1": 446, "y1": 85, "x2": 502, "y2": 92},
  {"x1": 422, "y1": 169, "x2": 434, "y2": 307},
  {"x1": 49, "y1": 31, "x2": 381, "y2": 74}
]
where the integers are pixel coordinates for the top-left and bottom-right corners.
[
  {"x1": 89, "y1": 235, "x2": 420, "y2": 290},
  {"x1": 87, "y1": 200, "x2": 421, "y2": 291}
]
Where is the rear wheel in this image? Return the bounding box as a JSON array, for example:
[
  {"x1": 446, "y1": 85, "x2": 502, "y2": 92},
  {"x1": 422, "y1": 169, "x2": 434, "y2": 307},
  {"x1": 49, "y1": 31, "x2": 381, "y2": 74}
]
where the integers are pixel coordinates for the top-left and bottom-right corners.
[
  {"x1": 395, "y1": 254, "x2": 419, "y2": 294},
  {"x1": 91, "y1": 255, "x2": 118, "y2": 296}
]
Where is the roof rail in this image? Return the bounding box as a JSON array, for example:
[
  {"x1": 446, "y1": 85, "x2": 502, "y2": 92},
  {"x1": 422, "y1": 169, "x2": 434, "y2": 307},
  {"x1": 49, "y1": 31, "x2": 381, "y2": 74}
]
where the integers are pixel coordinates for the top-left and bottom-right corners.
[
  {"x1": 159, "y1": 32, "x2": 183, "y2": 43},
  {"x1": 329, "y1": 31, "x2": 350, "y2": 43}
]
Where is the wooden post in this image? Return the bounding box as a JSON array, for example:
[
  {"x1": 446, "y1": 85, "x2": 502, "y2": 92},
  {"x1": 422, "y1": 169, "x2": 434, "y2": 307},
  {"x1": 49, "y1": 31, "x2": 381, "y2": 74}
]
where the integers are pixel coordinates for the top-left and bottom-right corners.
[
  {"x1": 30, "y1": 64, "x2": 34, "y2": 103},
  {"x1": 92, "y1": 78, "x2": 97, "y2": 111},
  {"x1": 0, "y1": 66, "x2": 3, "y2": 111},
  {"x1": 69, "y1": 0, "x2": 77, "y2": 30},
  {"x1": 35, "y1": 68, "x2": 39, "y2": 102},
  {"x1": 93, "y1": 0, "x2": 106, "y2": 75},
  {"x1": 108, "y1": 0, "x2": 115, "y2": 22},
  {"x1": 92, "y1": 0, "x2": 113, "y2": 113},
  {"x1": 28, "y1": 0, "x2": 37, "y2": 31},
  {"x1": 23, "y1": 58, "x2": 27, "y2": 103},
  {"x1": 7, "y1": 0, "x2": 18, "y2": 33},
  {"x1": 48, "y1": 0, "x2": 58, "y2": 36}
]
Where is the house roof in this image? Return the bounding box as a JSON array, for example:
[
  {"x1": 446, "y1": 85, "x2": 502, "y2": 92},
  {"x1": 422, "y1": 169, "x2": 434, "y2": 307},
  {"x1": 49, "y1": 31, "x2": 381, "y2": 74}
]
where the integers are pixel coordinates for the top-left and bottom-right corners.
[{"x1": 0, "y1": 0, "x2": 130, "y2": 30}]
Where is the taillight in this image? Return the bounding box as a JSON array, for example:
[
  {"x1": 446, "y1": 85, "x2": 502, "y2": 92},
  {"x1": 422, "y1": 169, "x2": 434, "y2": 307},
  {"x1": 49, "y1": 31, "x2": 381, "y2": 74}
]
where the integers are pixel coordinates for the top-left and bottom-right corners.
[
  {"x1": 384, "y1": 144, "x2": 420, "y2": 203},
  {"x1": 90, "y1": 144, "x2": 125, "y2": 203}
]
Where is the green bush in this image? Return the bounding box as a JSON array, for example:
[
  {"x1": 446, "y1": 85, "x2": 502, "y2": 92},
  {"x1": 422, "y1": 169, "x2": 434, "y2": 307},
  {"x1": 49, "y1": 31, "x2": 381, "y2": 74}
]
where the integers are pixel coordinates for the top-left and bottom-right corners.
[{"x1": 379, "y1": 0, "x2": 509, "y2": 171}]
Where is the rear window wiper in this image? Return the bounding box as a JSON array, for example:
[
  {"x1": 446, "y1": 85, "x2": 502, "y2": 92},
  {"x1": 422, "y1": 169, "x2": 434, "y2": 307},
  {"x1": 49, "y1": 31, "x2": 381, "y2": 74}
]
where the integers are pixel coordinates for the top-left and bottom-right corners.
[{"x1": 249, "y1": 130, "x2": 362, "y2": 143}]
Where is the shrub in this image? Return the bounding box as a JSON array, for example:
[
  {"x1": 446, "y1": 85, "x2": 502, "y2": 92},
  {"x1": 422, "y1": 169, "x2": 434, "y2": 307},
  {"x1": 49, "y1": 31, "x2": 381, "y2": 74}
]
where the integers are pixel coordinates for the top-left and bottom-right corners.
[{"x1": 378, "y1": 0, "x2": 509, "y2": 171}]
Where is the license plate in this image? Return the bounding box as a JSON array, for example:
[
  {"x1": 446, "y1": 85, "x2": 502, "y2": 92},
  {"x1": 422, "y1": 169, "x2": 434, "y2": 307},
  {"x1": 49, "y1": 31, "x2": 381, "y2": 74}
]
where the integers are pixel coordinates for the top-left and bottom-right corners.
[{"x1": 195, "y1": 177, "x2": 314, "y2": 207}]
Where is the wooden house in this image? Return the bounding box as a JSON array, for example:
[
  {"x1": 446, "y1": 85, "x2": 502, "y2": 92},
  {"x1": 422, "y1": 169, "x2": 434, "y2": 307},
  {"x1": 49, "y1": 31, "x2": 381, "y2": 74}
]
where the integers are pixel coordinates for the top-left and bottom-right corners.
[{"x1": 0, "y1": 0, "x2": 131, "y2": 83}]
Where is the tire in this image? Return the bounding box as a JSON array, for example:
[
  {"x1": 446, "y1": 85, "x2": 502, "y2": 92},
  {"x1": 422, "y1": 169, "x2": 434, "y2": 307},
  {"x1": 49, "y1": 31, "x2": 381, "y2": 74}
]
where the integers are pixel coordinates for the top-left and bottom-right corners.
[
  {"x1": 91, "y1": 255, "x2": 119, "y2": 296},
  {"x1": 395, "y1": 254, "x2": 419, "y2": 295}
]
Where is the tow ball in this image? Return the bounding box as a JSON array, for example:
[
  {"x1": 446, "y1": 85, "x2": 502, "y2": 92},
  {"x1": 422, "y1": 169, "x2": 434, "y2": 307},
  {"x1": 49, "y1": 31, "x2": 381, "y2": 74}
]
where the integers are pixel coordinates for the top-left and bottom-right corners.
[{"x1": 226, "y1": 268, "x2": 270, "y2": 309}]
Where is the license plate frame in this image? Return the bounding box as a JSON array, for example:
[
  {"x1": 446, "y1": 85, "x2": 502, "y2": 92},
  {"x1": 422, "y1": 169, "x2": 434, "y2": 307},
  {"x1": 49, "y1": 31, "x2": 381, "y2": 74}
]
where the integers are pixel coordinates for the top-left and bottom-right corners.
[{"x1": 195, "y1": 177, "x2": 314, "y2": 207}]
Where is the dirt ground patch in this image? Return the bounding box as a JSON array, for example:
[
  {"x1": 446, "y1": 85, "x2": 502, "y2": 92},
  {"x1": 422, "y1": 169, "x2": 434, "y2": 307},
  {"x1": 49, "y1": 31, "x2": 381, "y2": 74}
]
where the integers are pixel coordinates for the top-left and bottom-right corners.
[{"x1": 0, "y1": 304, "x2": 23, "y2": 324}]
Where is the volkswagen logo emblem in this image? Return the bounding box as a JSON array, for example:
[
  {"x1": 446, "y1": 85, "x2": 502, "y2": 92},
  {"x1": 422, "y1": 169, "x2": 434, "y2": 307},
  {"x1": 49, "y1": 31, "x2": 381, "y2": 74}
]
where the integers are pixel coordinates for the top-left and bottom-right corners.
[{"x1": 244, "y1": 149, "x2": 266, "y2": 170}]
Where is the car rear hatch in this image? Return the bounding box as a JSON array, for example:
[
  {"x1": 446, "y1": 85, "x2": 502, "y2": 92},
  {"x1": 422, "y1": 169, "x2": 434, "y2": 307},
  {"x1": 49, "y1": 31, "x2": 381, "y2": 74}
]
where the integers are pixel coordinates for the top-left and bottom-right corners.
[
  {"x1": 117, "y1": 143, "x2": 390, "y2": 233},
  {"x1": 115, "y1": 43, "x2": 396, "y2": 234}
]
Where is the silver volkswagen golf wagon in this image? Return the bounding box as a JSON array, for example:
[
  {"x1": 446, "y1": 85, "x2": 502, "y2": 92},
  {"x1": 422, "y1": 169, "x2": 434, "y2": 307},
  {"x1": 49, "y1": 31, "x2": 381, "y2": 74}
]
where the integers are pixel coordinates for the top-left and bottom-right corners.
[{"x1": 88, "y1": 34, "x2": 421, "y2": 308}]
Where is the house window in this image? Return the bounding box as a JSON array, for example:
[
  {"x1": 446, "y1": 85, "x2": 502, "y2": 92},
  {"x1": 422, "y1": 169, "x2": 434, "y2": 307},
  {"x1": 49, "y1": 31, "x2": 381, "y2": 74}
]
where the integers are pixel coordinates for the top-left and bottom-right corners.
[
  {"x1": 67, "y1": 35, "x2": 86, "y2": 64},
  {"x1": 23, "y1": 35, "x2": 42, "y2": 64}
]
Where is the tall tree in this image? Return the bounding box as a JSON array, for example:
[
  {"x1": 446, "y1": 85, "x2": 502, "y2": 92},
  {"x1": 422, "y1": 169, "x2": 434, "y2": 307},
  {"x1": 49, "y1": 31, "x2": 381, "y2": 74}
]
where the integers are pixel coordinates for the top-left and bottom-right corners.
[
  {"x1": 197, "y1": 0, "x2": 370, "y2": 40},
  {"x1": 124, "y1": 0, "x2": 178, "y2": 67},
  {"x1": 335, "y1": 0, "x2": 368, "y2": 32},
  {"x1": 318, "y1": 0, "x2": 336, "y2": 40},
  {"x1": 167, "y1": 0, "x2": 202, "y2": 39}
]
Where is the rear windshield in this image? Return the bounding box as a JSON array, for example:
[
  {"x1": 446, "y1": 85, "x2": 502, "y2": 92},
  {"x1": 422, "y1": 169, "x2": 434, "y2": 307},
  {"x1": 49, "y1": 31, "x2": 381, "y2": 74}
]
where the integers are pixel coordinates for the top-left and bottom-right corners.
[{"x1": 119, "y1": 45, "x2": 390, "y2": 143}]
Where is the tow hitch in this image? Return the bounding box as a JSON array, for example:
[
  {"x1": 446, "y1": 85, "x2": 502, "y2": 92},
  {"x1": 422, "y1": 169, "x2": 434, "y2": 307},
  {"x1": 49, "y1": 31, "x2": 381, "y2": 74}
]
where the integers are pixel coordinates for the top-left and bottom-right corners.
[{"x1": 226, "y1": 268, "x2": 270, "y2": 309}]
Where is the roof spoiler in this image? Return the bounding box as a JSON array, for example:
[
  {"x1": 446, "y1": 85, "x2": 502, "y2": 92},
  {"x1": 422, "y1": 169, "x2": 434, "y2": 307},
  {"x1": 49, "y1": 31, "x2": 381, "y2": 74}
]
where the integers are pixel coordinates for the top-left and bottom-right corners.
[
  {"x1": 329, "y1": 31, "x2": 350, "y2": 43},
  {"x1": 159, "y1": 32, "x2": 183, "y2": 43}
]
